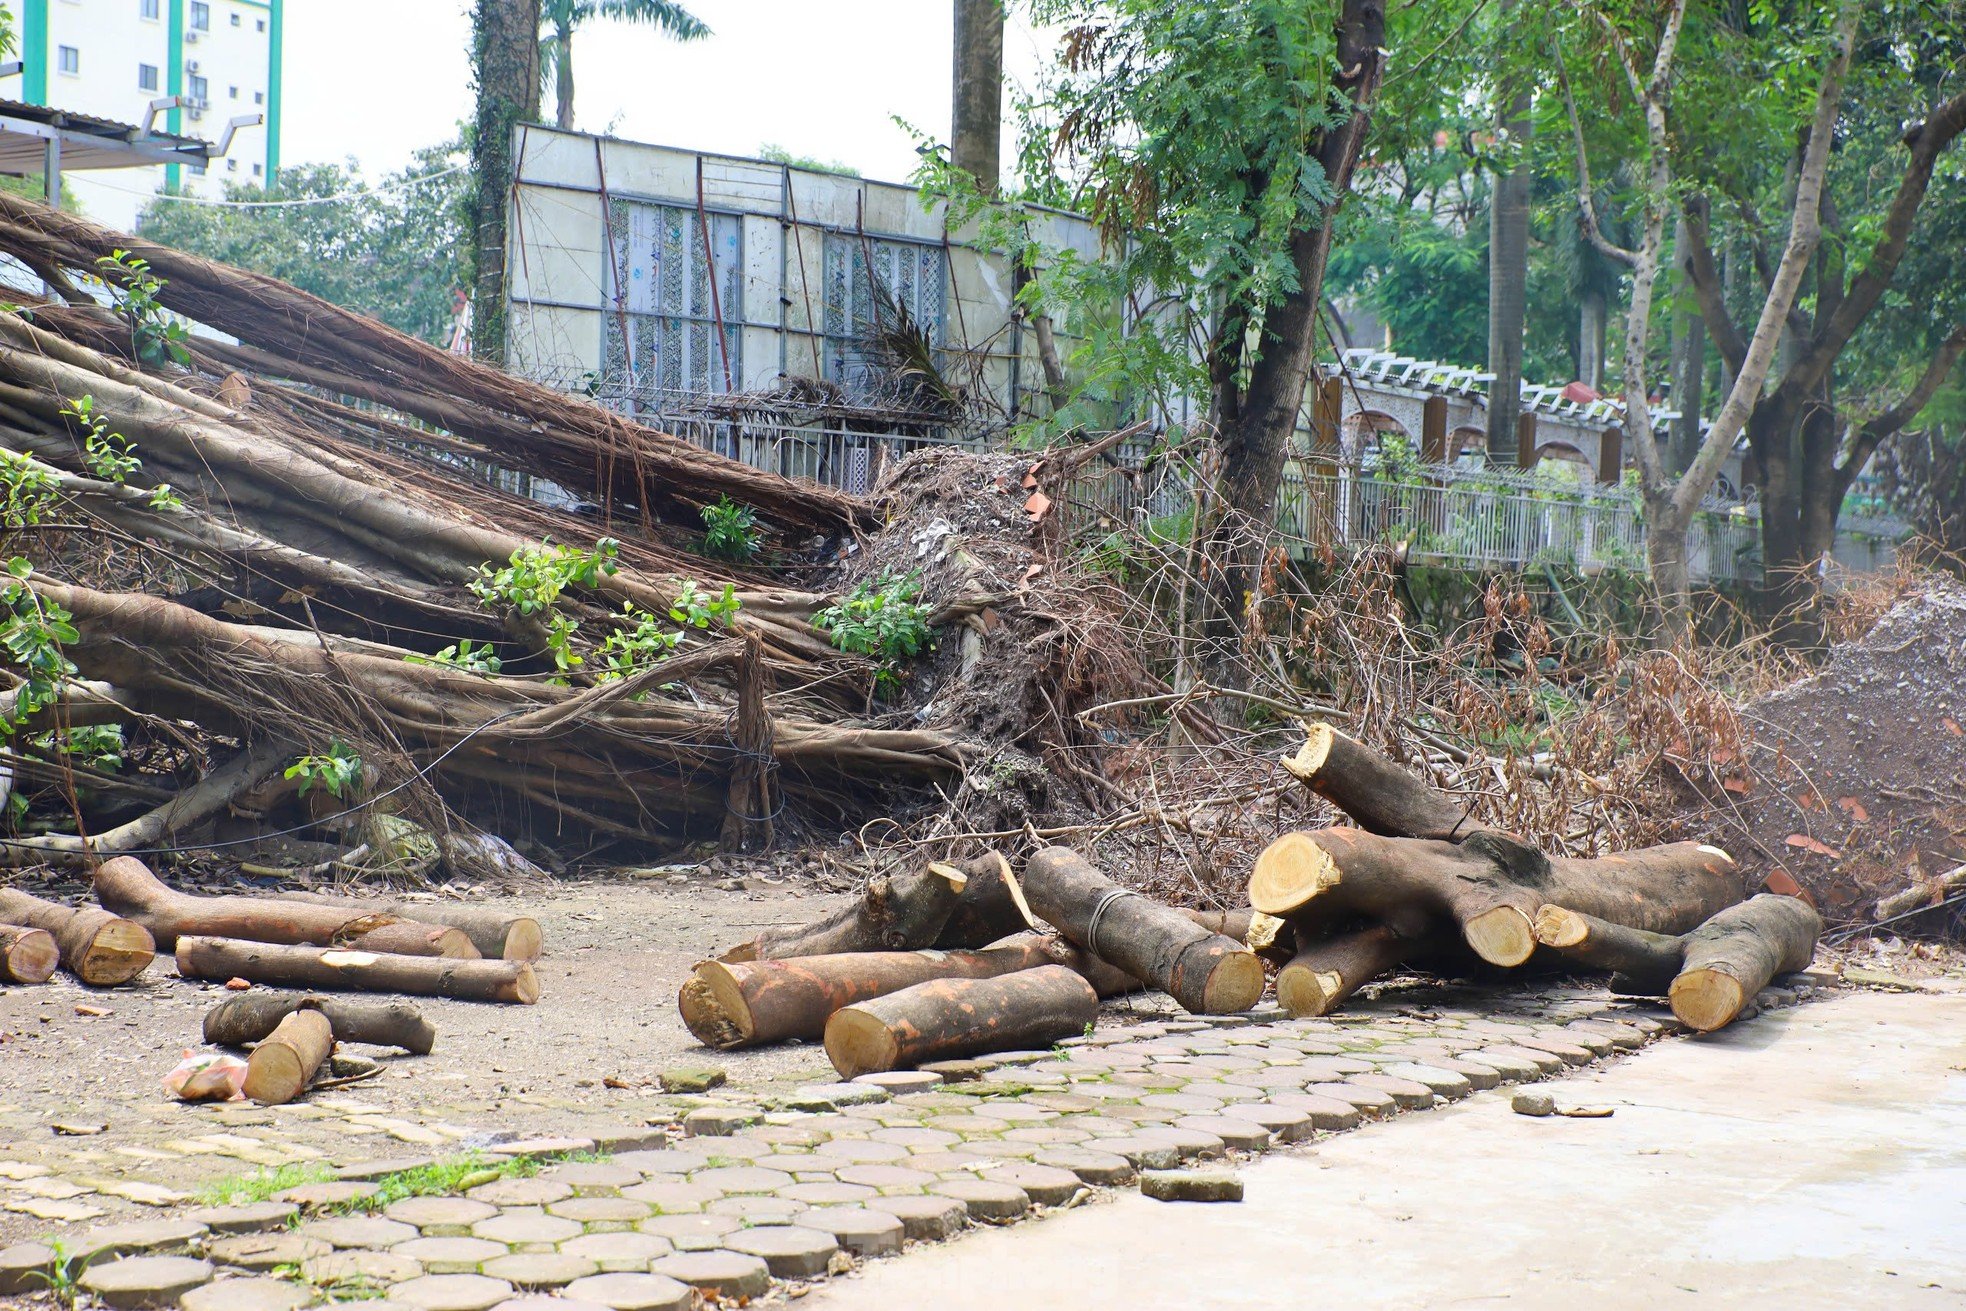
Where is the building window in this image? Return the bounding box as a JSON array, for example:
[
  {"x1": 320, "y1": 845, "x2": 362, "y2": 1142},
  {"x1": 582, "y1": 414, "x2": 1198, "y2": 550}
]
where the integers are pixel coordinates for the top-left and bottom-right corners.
[
  {"x1": 822, "y1": 234, "x2": 947, "y2": 397},
  {"x1": 138, "y1": 63, "x2": 160, "y2": 91},
  {"x1": 57, "y1": 46, "x2": 80, "y2": 76},
  {"x1": 603, "y1": 200, "x2": 744, "y2": 399},
  {"x1": 256, "y1": 18, "x2": 265, "y2": 31},
  {"x1": 190, "y1": 2, "x2": 209, "y2": 31},
  {"x1": 226, "y1": 159, "x2": 237, "y2": 172},
  {"x1": 228, "y1": 85, "x2": 237, "y2": 98},
  {"x1": 188, "y1": 73, "x2": 208, "y2": 103},
  {"x1": 141, "y1": 0, "x2": 161, "y2": 19},
  {"x1": 251, "y1": 163, "x2": 262, "y2": 177},
  {"x1": 253, "y1": 91, "x2": 263, "y2": 104},
  {"x1": 230, "y1": 11, "x2": 241, "y2": 25}
]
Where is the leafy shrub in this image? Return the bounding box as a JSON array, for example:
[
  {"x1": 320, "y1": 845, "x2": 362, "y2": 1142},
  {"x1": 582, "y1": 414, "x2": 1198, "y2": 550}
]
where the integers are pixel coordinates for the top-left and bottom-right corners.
[
  {"x1": 700, "y1": 496, "x2": 761, "y2": 561},
  {"x1": 814, "y1": 572, "x2": 935, "y2": 685}
]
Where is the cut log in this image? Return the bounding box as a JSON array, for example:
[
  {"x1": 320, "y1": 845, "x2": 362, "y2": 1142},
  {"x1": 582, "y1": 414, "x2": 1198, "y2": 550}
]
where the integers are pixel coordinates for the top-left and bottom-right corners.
[
  {"x1": 0, "y1": 889, "x2": 154, "y2": 985},
  {"x1": 1874, "y1": 862, "x2": 1966, "y2": 921},
  {"x1": 176, "y1": 937, "x2": 538, "y2": 1004},
  {"x1": 1276, "y1": 924, "x2": 1415, "y2": 1018},
  {"x1": 1280, "y1": 721, "x2": 1483, "y2": 841},
  {"x1": 932, "y1": 851, "x2": 1035, "y2": 948},
  {"x1": 0, "y1": 924, "x2": 59, "y2": 984},
  {"x1": 95, "y1": 857, "x2": 479, "y2": 957},
  {"x1": 1250, "y1": 828, "x2": 1744, "y2": 967},
  {"x1": 684, "y1": 938, "x2": 1059, "y2": 1050},
  {"x1": 272, "y1": 891, "x2": 541, "y2": 961},
  {"x1": 1534, "y1": 894, "x2": 1822, "y2": 1032},
  {"x1": 241, "y1": 1009, "x2": 334, "y2": 1105},
  {"x1": 1023, "y1": 847, "x2": 1264, "y2": 1014},
  {"x1": 736, "y1": 854, "x2": 995, "y2": 960},
  {"x1": 824, "y1": 965, "x2": 1100, "y2": 1077},
  {"x1": 203, "y1": 993, "x2": 436, "y2": 1054},
  {"x1": 984, "y1": 930, "x2": 1145, "y2": 997}
]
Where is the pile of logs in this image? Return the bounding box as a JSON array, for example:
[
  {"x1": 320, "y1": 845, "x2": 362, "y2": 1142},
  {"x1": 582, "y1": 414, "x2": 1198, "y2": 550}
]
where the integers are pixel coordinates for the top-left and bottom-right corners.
[{"x1": 681, "y1": 721, "x2": 1822, "y2": 1075}]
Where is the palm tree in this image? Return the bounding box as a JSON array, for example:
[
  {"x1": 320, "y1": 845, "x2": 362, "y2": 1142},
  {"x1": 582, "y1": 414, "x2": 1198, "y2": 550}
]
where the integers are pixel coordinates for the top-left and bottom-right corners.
[{"x1": 540, "y1": 0, "x2": 708, "y2": 131}]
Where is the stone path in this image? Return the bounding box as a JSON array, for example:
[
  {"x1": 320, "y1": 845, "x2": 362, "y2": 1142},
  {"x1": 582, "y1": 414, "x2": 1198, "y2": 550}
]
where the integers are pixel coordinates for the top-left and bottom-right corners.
[{"x1": 0, "y1": 979, "x2": 1829, "y2": 1310}]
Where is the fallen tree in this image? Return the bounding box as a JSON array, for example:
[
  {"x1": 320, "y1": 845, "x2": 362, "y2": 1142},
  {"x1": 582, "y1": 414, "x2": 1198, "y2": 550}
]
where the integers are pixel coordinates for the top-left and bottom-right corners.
[{"x1": 270, "y1": 892, "x2": 541, "y2": 962}]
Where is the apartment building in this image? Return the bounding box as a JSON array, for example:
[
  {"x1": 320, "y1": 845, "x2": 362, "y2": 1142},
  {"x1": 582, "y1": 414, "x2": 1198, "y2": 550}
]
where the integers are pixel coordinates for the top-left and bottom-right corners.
[{"x1": 0, "y1": 0, "x2": 283, "y2": 229}]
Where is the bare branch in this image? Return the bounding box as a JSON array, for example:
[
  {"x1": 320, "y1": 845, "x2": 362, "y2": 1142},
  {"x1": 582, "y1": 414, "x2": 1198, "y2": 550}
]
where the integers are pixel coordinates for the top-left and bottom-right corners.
[{"x1": 1555, "y1": 56, "x2": 1639, "y2": 268}]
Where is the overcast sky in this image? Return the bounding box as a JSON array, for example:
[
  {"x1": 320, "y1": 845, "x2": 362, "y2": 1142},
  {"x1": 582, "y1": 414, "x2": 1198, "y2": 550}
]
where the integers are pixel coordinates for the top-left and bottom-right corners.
[{"x1": 284, "y1": 0, "x2": 1054, "y2": 185}]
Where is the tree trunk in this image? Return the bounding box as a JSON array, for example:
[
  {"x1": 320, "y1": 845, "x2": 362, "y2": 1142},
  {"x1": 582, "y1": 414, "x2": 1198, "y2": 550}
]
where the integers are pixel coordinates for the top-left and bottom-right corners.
[
  {"x1": 1644, "y1": 492, "x2": 1695, "y2": 640},
  {"x1": 271, "y1": 892, "x2": 540, "y2": 962},
  {"x1": 0, "y1": 924, "x2": 59, "y2": 984},
  {"x1": 729, "y1": 857, "x2": 983, "y2": 961},
  {"x1": 951, "y1": 0, "x2": 1004, "y2": 194},
  {"x1": 1276, "y1": 922, "x2": 1419, "y2": 1018},
  {"x1": 1534, "y1": 894, "x2": 1819, "y2": 1031},
  {"x1": 1023, "y1": 847, "x2": 1264, "y2": 1014},
  {"x1": 204, "y1": 993, "x2": 436, "y2": 1054},
  {"x1": 1486, "y1": 0, "x2": 1531, "y2": 464},
  {"x1": 95, "y1": 857, "x2": 478, "y2": 957},
  {"x1": 1578, "y1": 285, "x2": 1608, "y2": 391},
  {"x1": 824, "y1": 965, "x2": 1099, "y2": 1078},
  {"x1": 933, "y1": 851, "x2": 1034, "y2": 948},
  {"x1": 241, "y1": 1009, "x2": 335, "y2": 1106},
  {"x1": 1279, "y1": 721, "x2": 1484, "y2": 841},
  {"x1": 175, "y1": 936, "x2": 540, "y2": 1003},
  {"x1": 553, "y1": 18, "x2": 575, "y2": 130},
  {"x1": 1250, "y1": 827, "x2": 1743, "y2": 966},
  {"x1": 684, "y1": 938, "x2": 1060, "y2": 1050},
  {"x1": 1667, "y1": 215, "x2": 1706, "y2": 475},
  {"x1": 0, "y1": 890, "x2": 154, "y2": 985},
  {"x1": 469, "y1": 0, "x2": 541, "y2": 366}
]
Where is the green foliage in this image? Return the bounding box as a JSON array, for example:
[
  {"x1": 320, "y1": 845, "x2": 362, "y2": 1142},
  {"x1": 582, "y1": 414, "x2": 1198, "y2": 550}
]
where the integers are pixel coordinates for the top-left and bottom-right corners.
[
  {"x1": 815, "y1": 572, "x2": 934, "y2": 685},
  {"x1": 758, "y1": 143, "x2": 859, "y2": 176},
  {"x1": 594, "y1": 603, "x2": 681, "y2": 679},
  {"x1": 0, "y1": 450, "x2": 61, "y2": 529},
  {"x1": 136, "y1": 144, "x2": 471, "y2": 346},
  {"x1": 94, "y1": 250, "x2": 193, "y2": 368},
  {"x1": 0, "y1": 557, "x2": 80, "y2": 740},
  {"x1": 285, "y1": 741, "x2": 363, "y2": 799},
  {"x1": 57, "y1": 395, "x2": 183, "y2": 510},
  {"x1": 34, "y1": 722, "x2": 125, "y2": 772},
  {"x1": 699, "y1": 495, "x2": 761, "y2": 561},
  {"x1": 668, "y1": 579, "x2": 741, "y2": 631},
  {"x1": 21, "y1": 1238, "x2": 83, "y2": 1311},
  {"x1": 404, "y1": 639, "x2": 502, "y2": 676},
  {"x1": 469, "y1": 538, "x2": 620, "y2": 614}
]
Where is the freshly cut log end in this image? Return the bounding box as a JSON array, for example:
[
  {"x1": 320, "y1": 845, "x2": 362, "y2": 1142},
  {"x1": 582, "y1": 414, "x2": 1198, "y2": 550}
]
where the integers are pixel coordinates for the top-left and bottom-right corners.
[
  {"x1": 0, "y1": 891, "x2": 156, "y2": 986},
  {"x1": 1249, "y1": 832, "x2": 1341, "y2": 916},
  {"x1": 1531, "y1": 905, "x2": 1590, "y2": 949},
  {"x1": 1667, "y1": 970, "x2": 1746, "y2": 1033},
  {"x1": 0, "y1": 925, "x2": 60, "y2": 984},
  {"x1": 1463, "y1": 905, "x2": 1536, "y2": 967},
  {"x1": 498, "y1": 919, "x2": 543, "y2": 962},
  {"x1": 74, "y1": 918, "x2": 157, "y2": 985},
  {"x1": 1276, "y1": 964, "x2": 1344, "y2": 1018},
  {"x1": 1279, "y1": 722, "x2": 1336, "y2": 783},
  {"x1": 1274, "y1": 922, "x2": 1415, "y2": 1019},
  {"x1": 696, "y1": 959, "x2": 763, "y2": 1045},
  {"x1": 1243, "y1": 911, "x2": 1286, "y2": 953},
  {"x1": 678, "y1": 973, "x2": 746, "y2": 1050},
  {"x1": 241, "y1": 1008, "x2": 334, "y2": 1105},
  {"x1": 1196, "y1": 949, "x2": 1266, "y2": 1014},
  {"x1": 822, "y1": 964, "x2": 1099, "y2": 1078},
  {"x1": 1279, "y1": 720, "x2": 1478, "y2": 842}
]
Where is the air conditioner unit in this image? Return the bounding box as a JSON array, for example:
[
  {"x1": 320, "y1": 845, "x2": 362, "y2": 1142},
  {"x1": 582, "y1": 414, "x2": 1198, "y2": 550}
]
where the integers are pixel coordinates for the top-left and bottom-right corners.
[
  {"x1": 188, "y1": 108, "x2": 203, "y2": 120},
  {"x1": 185, "y1": 30, "x2": 199, "y2": 43},
  {"x1": 186, "y1": 59, "x2": 201, "y2": 72}
]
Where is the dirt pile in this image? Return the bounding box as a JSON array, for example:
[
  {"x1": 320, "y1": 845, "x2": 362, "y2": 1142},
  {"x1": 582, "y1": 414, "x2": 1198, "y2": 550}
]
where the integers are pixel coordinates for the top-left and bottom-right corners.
[{"x1": 1718, "y1": 576, "x2": 1966, "y2": 928}]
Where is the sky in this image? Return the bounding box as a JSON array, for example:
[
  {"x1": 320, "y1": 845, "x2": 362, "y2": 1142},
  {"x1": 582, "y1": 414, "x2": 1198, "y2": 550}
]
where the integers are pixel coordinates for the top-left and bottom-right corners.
[{"x1": 282, "y1": 0, "x2": 1054, "y2": 186}]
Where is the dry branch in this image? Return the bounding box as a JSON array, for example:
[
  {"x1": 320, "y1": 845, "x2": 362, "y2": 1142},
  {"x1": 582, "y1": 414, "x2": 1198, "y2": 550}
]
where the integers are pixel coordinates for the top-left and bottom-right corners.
[
  {"x1": 824, "y1": 965, "x2": 1099, "y2": 1077},
  {"x1": 731, "y1": 856, "x2": 983, "y2": 961},
  {"x1": 175, "y1": 936, "x2": 539, "y2": 1004},
  {"x1": 203, "y1": 992, "x2": 436, "y2": 1054},
  {"x1": 0, "y1": 889, "x2": 154, "y2": 985}
]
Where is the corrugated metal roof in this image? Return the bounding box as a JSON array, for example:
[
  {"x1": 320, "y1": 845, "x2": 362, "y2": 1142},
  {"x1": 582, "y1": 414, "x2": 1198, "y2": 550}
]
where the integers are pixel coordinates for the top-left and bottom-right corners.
[{"x1": 0, "y1": 98, "x2": 211, "y2": 175}]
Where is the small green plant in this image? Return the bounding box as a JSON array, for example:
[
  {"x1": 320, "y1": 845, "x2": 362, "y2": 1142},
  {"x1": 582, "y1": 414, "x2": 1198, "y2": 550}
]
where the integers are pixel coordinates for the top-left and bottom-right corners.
[
  {"x1": 197, "y1": 1161, "x2": 336, "y2": 1208},
  {"x1": 0, "y1": 557, "x2": 79, "y2": 738},
  {"x1": 814, "y1": 571, "x2": 935, "y2": 687},
  {"x1": 595, "y1": 602, "x2": 682, "y2": 680},
  {"x1": 33, "y1": 722, "x2": 124, "y2": 771},
  {"x1": 668, "y1": 580, "x2": 741, "y2": 630},
  {"x1": 469, "y1": 538, "x2": 620, "y2": 615},
  {"x1": 57, "y1": 394, "x2": 182, "y2": 509},
  {"x1": 0, "y1": 449, "x2": 61, "y2": 529},
  {"x1": 95, "y1": 250, "x2": 193, "y2": 367},
  {"x1": 285, "y1": 740, "x2": 363, "y2": 798},
  {"x1": 699, "y1": 495, "x2": 761, "y2": 561},
  {"x1": 404, "y1": 638, "x2": 502, "y2": 676},
  {"x1": 24, "y1": 1238, "x2": 84, "y2": 1311}
]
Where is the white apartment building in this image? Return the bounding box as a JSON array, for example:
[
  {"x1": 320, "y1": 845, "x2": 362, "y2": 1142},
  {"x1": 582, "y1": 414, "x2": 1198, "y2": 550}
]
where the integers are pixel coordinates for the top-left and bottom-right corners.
[{"x1": 0, "y1": 0, "x2": 283, "y2": 230}]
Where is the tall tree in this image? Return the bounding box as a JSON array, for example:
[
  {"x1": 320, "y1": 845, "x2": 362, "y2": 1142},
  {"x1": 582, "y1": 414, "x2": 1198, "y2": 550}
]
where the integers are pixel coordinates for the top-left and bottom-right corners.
[
  {"x1": 540, "y1": 0, "x2": 708, "y2": 132},
  {"x1": 952, "y1": 0, "x2": 1006, "y2": 194},
  {"x1": 468, "y1": 0, "x2": 541, "y2": 368},
  {"x1": 1485, "y1": 0, "x2": 1532, "y2": 462},
  {"x1": 1559, "y1": 0, "x2": 1857, "y2": 636}
]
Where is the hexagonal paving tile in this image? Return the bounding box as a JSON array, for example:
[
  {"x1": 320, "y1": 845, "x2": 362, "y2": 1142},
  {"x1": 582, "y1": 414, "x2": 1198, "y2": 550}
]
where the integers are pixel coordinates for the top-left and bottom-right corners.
[
  {"x1": 479, "y1": 1251, "x2": 599, "y2": 1289},
  {"x1": 298, "y1": 1250, "x2": 424, "y2": 1286},
  {"x1": 466, "y1": 1178, "x2": 574, "y2": 1208},
  {"x1": 178, "y1": 1276, "x2": 318, "y2": 1311},
  {"x1": 556, "y1": 1232, "x2": 673, "y2": 1273},
  {"x1": 203, "y1": 1233, "x2": 331, "y2": 1272},
  {"x1": 469, "y1": 1209, "x2": 584, "y2": 1247},
  {"x1": 927, "y1": 1180, "x2": 1028, "y2": 1223},
  {"x1": 545, "y1": 1197, "x2": 651, "y2": 1227},
  {"x1": 385, "y1": 1274, "x2": 514, "y2": 1311},
  {"x1": 296, "y1": 1216, "x2": 419, "y2": 1251},
  {"x1": 183, "y1": 1204, "x2": 298, "y2": 1236},
  {"x1": 390, "y1": 1237, "x2": 510, "y2": 1274},
  {"x1": 723, "y1": 1225, "x2": 839, "y2": 1279},
  {"x1": 78, "y1": 1256, "x2": 214, "y2": 1309},
  {"x1": 274, "y1": 1182, "x2": 378, "y2": 1211},
  {"x1": 796, "y1": 1206, "x2": 907, "y2": 1256},
  {"x1": 1343, "y1": 1073, "x2": 1436, "y2": 1109},
  {"x1": 1032, "y1": 1146, "x2": 1136, "y2": 1186},
  {"x1": 649, "y1": 1250, "x2": 771, "y2": 1298},
  {"x1": 385, "y1": 1197, "x2": 501, "y2": 1233},
  {"x1": 561, "y1": 1271, "x2": 694, "y2": 1311}
]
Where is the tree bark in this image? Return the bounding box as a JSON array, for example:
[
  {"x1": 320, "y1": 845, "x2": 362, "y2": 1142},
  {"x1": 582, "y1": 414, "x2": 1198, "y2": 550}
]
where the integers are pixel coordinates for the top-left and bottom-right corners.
[
  {"x1": 272, "y1": 892, "x2": 541, "y2": 961},
  {"x1": 204, "y1": 993, "x2": 436, "y2": 1054},
  {"x1": 1251, "y1": 827, "x2": 1744, "y2": 967},
  {"x1": 824, "y1": 965, "x2": 1099, "y2": 1078},
  {"x1": 1534, "y1": 894, "x2": 1819, "y2": 1031},
  {"x1": 951, "y1": 0, "x2": 1004, "y2": 194},
  {"x1": 176, "y1": 936, "x2": 540, "y2": 1003},
  {"x1": 1487, "y1": 0, "x2": 1531, "y2": 463},
  {"x1": 1275, "y1": 922, "x2": 1420, "y2": 1018},
  {"x1": 241, "y1": 1009, "x2": 335, "y2": 1106},
  {"x1": 1023, "y1": 847, "x2": 1264, "y2": 1014},
  {"x1": 932, "y1": 851, "x2": 1034, "y2": 948},
  {"x1": 730, "y1": 857, "x2": 982, "y2": 962},
  {"x1": 468, "y1": 0, "x2": 540, "y2": 367},
  {"x1": 1279, "y1": 721, "x2": 1484, "y2": 841},
  {"x1": 95, "y1": 857, "x2": 478, "y2": 958},
  {"x1": 0, "y1": 924, "x2": 59, "y2": 984},
  {"x1": 684, "y1": 937, "x2": 1059, "y2": 1050},
  {"x1": 552, "y1": 16, "x2": 575, "y2": 130},
  {"x1": 0, "y1": 889, "x2": 154, "y2": 986}
]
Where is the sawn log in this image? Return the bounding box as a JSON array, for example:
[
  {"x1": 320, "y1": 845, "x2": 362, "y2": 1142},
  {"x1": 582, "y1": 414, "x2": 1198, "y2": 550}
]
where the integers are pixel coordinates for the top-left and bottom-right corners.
[
  {"x1": 0, "y1": 924, "x2": 58, "y2": 984},
  {"x1": 203, "y1": 992, "x2": 437, "y2": 1054},
  {"x1": 241, "y1": 1009, "x2": 334, "y2": 1105},
  {"x1": 0, "y1": 889, "x2": 153, "y2": 985},
  {"x1": 823, "y1": 965, "x2": 1100, "y2": 1077},
  {"x1": 1280, "y1": 721, "x2": 1485, "y2": 841},
  {"x1": 272, "y1": 890, "x2": 541, "y2": 960},
  {"x1": 175, "y1": 936, "x2": 538, "y2": 1004}
]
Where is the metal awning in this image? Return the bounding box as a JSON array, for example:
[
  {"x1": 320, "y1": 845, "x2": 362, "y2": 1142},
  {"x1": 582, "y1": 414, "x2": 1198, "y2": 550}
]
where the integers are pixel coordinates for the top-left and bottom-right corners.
[{"x1": 0, "y1": 98, "x2": 213, "y2": 175}]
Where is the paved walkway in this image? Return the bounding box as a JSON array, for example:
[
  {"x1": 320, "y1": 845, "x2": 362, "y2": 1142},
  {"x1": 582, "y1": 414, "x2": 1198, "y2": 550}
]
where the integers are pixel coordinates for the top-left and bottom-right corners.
[
  {"x1": 2, "y1": 979, "x2": 1858, "y2": 1310},
  {"x1": 805, "y1": 989, "x2": 1966, "y2": 1311}
]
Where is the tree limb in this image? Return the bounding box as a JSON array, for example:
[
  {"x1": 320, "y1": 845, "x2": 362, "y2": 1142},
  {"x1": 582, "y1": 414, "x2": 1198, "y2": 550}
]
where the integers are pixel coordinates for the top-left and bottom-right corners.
[
  {"x1": 1556, "y1": 56, "x2": 1638, "y2": 268},
  {"x1": 1678, "y1": 196, "x2": 1748, "y2": 375}
]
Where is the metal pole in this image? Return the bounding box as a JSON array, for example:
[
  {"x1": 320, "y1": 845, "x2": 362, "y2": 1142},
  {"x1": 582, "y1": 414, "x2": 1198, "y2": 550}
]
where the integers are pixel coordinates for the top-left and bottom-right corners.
[{"x1": 42, "y1": 135, "x2": 60, "y2": 211}]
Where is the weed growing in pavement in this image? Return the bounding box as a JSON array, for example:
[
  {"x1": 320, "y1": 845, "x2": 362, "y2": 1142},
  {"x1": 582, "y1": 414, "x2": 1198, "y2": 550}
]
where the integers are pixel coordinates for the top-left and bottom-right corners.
[{"x1": 197, "y1": 1161, "x2": 336, "y2": 1207}]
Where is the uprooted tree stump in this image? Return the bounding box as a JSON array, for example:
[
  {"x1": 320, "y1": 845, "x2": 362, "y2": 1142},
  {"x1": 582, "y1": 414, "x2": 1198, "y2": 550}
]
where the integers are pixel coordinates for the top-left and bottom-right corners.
[
  {"x1": 1024, "y1": 847, "x2": 1264, "y2": 1014},
  {"x1": 1250, "y1": 828, "x2": 1744, "y2": 967},
  {"x1": 96, "y1": 857, "x2": 478, "y2": 957},
  {"x1": 241, "y1": 1008, "x2": 334, "y2": 1105},
  {"x1": 684, "y1": 938, "x2": 1063, "y2": 1050},
  {"x1": 824, "y1": 964, "x2": 1100, "y2": 1077},
  {"x1": 1534, "y1": 893, "x2": 1822, "y2": 1031},
  {"x1": 0, "y1": 889, "x2": 153, "y2": 985},
  {"x1": 0, "y1": 924, "x2": 59, "y2": 984},
  {"x1": 1280, "y1": 722, "x2": 1486, "y2": 841},
  {"x1": 176, "y1": 937, "x2": 538, "y2": 1004},
  {"x1": 203, "y1": 992, "x2": 436, "y2": 1054}
]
